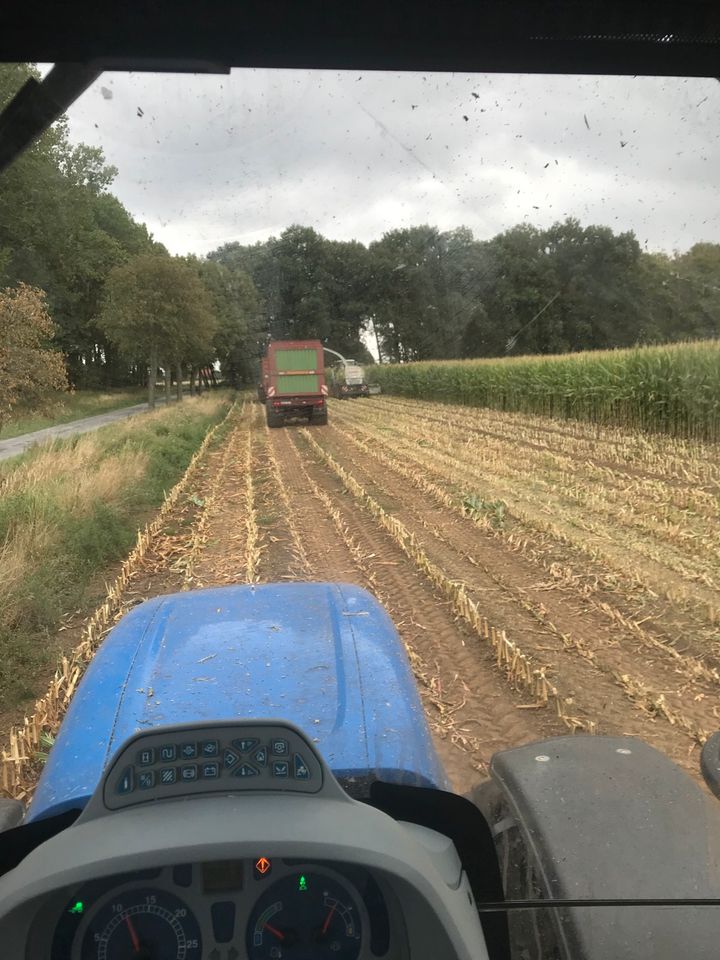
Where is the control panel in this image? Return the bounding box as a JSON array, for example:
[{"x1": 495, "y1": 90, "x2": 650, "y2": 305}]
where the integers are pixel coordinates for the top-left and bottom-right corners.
[
  {"x1": 101, "y1": 722, "x2": 324, "y2": 810},
  {"x1": 45, "y1": 859, "x2": 392, "y2": 960}
]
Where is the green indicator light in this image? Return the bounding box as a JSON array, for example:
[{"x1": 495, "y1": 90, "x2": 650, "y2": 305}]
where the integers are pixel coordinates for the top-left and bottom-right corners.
[
  {"x1": 68, "y1": 901, "x2": 84, "y2": 916},
  {"x1": 298, "y1": 875, "x2": 308, "y2": 892}
]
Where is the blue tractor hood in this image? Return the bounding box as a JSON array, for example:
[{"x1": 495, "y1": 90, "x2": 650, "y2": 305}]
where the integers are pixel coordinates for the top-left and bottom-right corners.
[{"x1": 29, "y1": 583, "x2": 448, "y2": 820}]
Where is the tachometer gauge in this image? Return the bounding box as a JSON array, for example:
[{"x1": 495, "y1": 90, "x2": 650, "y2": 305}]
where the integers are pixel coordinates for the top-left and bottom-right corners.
[
  {"x1": 247, "y1": 871, "x2": 362, "y2": 959},
  {"x1": 78, "y1": 888, "x2": 202, "y2": 960}
]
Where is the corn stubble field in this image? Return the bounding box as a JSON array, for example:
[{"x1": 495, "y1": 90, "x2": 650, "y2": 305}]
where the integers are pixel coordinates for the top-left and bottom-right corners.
[{"x1": 5, "y1": 357, "x2": 720, "y2": 798}]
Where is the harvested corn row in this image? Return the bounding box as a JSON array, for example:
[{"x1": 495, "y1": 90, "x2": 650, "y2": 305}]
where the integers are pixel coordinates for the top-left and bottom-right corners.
[
  {"x1": 264, "y1": 423, "x2": 313, "y2": 578},
  {"x1": 300, "y1": 428, "x2": 595, "y2": 735},
  {"x1": 284, "y1": 432, "x2": 485, "y2": 766},
  {"x1": 182, "y1": 402, "x2": 246, "y2": 588},
  {"x1": 244, "y1": 427, "x2": 261, "y2": 583},
  {"x1": 331, "y1": 410, "x2": 720, "y2": 692}
]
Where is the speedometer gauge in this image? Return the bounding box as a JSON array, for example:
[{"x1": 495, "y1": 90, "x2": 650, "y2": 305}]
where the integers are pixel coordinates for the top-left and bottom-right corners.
[
  {"x1": 78, "y1": 888, "x2": 202, "y2": 960},
  {"x1": 247, "y1": 871, "x2": 362, "y2": 959}
]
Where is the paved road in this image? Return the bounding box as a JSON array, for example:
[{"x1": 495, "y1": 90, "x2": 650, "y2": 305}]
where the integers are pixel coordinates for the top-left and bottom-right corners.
[{"x1": 0, "y1": 400, "x2": 165, "y2": 462}]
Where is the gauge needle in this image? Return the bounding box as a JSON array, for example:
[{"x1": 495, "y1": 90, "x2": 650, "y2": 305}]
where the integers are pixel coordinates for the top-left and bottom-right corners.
[
  {"x1": 321, "y1": 904, "x2": 336, "y2": 936},
  {"x1": 264, "y1": 922, "x2": 285, "y2": 941},
  {"x1": 124, "y1": 915, "x2": 141, "y2": 953}
]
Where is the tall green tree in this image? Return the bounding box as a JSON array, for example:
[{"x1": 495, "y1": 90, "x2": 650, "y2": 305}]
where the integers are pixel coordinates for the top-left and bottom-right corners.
[
  {"x1": 370, "y1": 226, "x2": 457, "y2": 361},
  {"x1": 671, "y1": 243, "x2": 720, "y2": 340},
  {"x1": 210, "y1": 227, "x2": 373, "y2": 360},
  {"x1": 99, "y1": 254, "x2": 217, "y2": 407},
  {"x1": 210, "y1": 222, "x2": 720, "y2": 363},
  {"x1": 189, "y1": 258, "x2": 262, "y2": 388},
  {"x1": 0, "y1": 63, "x2": 154, "y2": 389}
]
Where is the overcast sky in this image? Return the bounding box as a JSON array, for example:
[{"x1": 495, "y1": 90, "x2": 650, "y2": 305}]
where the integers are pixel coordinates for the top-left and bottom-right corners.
[{"x1": 55, "y1": 68, "x2": 719, "y2": 257}]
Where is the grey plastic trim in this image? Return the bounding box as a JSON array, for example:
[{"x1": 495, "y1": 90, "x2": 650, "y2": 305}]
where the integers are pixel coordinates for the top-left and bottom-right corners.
[{"x1": 0, "y1": 793, "x2": 487, "y2": 959}]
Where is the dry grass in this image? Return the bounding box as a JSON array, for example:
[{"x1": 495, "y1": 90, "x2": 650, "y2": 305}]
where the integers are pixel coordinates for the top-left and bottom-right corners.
[
  {"x1": 2, "y1": 434, "x2": 147, "y2": 498},
  {"x1": 0, "y1": 394, "x2": 231, "y2": 709},
  {"x1": 1, "y1": 397, "x2": 236, "y2": 798}
]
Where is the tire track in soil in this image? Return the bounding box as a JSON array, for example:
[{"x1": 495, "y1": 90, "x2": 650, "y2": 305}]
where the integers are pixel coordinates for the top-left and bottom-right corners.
[
  {"x1": 121, "y1": 421, "x2": 242, "y2": 604},
  {"x1": 316, "y1": 421, "x2": 714, "y2": 776},
  {"x1": 274, "y1": 426, "x2": 569, "y2": 794},
  {"x1": 88, "y1": 404, "x2": 655, "y2": 796},
  {"x1": 188, "y1": 407, "x2": 254, "y2": 588},
  {"x1": 255, "y1": 421, "x2": 312, "y2": 583},
  {"x1": 266, "y1": 427, "x2": 361, "y2": 584}
]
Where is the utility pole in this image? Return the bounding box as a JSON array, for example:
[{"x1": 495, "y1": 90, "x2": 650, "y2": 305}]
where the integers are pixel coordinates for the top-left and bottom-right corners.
[{"x1": 366, "y1": 316, "x2": 384, "y2": 363}]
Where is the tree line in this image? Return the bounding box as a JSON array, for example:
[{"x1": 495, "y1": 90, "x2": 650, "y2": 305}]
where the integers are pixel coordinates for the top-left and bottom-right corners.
[
  {"x1": 0, "y1": 63, "x2": 261, "y2": 413},
  {"x1": 3, "y1": 61, "x2": 719, "y2": 416},
  {"x1": 211, "y1": 223, "x2": 720, "y2": 365}
]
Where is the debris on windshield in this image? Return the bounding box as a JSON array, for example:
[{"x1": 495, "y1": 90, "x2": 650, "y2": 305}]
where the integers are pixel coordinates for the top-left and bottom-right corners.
[{"x1": 1, "y1": 65, "x2": 719, "y2": 881}]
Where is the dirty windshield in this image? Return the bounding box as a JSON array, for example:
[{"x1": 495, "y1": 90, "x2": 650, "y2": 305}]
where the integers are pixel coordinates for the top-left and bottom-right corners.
[{"x1": 1, "y1": 63, "x2": 720, "y2": 925}]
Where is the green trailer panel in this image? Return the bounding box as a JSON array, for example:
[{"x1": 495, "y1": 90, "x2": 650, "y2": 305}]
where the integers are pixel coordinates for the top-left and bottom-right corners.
[
  {"x1": 277, "y1": 373, "x2": 320, "y2": 393},
  {"x1": 274, "y1": 348, "x2": 317, "y2": 372}
]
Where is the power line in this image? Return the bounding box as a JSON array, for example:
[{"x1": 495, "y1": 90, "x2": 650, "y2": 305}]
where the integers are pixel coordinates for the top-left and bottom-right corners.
[{"x1": 506, "y1": 290, "x2": 561, "y2": 353}]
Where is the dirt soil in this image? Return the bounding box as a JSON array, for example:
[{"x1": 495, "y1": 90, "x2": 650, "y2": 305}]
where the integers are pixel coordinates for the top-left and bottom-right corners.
[{"x1": 12, "y1": 398, "x2": 720, "y2": 792}]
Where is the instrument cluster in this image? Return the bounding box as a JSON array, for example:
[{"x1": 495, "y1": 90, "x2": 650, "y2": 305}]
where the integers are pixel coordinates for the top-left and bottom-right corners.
[{"x1": 49, "y1": 857, "x2": 393, "y2": 959}]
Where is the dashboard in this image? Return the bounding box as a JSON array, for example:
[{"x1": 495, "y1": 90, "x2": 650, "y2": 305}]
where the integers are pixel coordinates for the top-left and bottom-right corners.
[
  {"x1": 0, "y1": 722, "x2": 487, "y2": 960},
  {"x1": 3, "y1": 716, "x2": 718, "y2": 960},
  {"x1": 38, "y1": 857, "x2": 396, "y2": 959}
]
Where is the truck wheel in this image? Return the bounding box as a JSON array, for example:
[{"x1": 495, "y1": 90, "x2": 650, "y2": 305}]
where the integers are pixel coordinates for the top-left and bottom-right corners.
[
  {"x1": 265, "y1": 404, "x2": 283, "y2": 428},
  {"x1": 313, "y1": 409, "x2": 328, "y2": 426}
]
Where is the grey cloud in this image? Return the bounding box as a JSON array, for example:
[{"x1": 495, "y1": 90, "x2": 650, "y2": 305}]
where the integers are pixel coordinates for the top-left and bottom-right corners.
[{"x1": 61, "y1": 68, "x2": 720, "y2": 255}]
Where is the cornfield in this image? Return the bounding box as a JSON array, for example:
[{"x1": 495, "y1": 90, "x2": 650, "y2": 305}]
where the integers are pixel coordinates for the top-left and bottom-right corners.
[{"x1": 368, "y1": 340, "x2": 720, "y2": 440}]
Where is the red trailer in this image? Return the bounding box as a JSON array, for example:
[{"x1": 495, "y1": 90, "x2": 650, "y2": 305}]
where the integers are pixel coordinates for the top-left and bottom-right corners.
[
  {"x1": 264, "y1": 340, "x2": 328, "y2": 427},
  {"x1": 257, "y1": 357, "x2": 269, "y2": 403}
]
